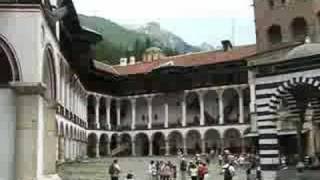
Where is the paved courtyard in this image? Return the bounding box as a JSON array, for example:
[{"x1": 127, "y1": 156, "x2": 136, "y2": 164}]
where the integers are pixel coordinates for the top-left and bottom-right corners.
[{"x1": 58, "y1": 156, "x2": 247, "y2": 180}]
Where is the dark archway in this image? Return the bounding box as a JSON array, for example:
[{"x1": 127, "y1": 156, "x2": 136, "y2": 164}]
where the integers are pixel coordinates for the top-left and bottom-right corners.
[
  {"x1": 168, "y1": 131, "x2": 183, "y2": 155},
  {"x1": 119, "y1": 133, "x2": 132, "y2": 156},
  {"x1": 0, "y1": 36, "x2": 21, "y2": 83},
  {"x1": 135, "y1": 133, "x2": 149, "y2": 156},
  {"x1": 99, "y1": 134, "x2": 108, "y2": 157},
  {"x1": 186, "y1": 130, "x2": 201, "y2": 155},
  {"x1": 204, "y1": 129, "x2": 221, "y2": 154},
  {"x1": 87, "y1": 133, "x2": 98, "y2": 158},
  {"x1": 42, "y1": 45, "x2": 57, "y2": 101},
  {"x1": 268, "y1": 25, "x2": 282, "y2": 45},
  {"x1": 224, "y1": 128, "x2": 242, "y2": 154},
  {"x1": 186, "y1": 92, "x2": 200, "y2": 126},
  {"x1": 110, "y1": 100, "x2": 117, "y2": 130},
  {"x1": 204, "y1": 91, "x2": 219, "y2": 125},
  {"x1": 291, "y1": 17, "x2": 308, "y2": 41},
  {"x1": 99, "y1": 98, "x2": 107, "y2": 130},
  {"x1": 87, "y1": 95, "x2": 96, "y2": 129},
  {"x1": 223, "y1": 89, "x2": 239, "y2": 124},
  {"x1": 152, "y1": 132, "x2": 166, "y2": 156},
  {"x1": 110, "y1": 134, "x2": 119, "y2": 154}
]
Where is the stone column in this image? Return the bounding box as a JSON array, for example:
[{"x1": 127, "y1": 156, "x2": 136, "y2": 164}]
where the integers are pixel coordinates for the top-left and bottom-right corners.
[
  {"x1": 165, "y1": 139, "x2": 170, "y2": 156},
  {"x1": 132, "y1": 141, "x2": 136, "y2": 156},
  {"x1": 149, "y1": 141, "x2": 153, "y2": 156},
  {"x1": 164, "y1": 103, "x2": 169, "y2": 128},
  {"x1": 106, "y1": 98, "x2": 111, "y2": 130},
  {"x1": 201, "y1": 138, "x2": 206, "y2": 154},
  {"x1": 182, "y1": 93, "x2": 187, "y2": 127},
  {"x1": 220, "y1": 138, "x2": 224, "y2": 152},
  {"x1": 183, "y1": 137, "x2": 187, "y2": 155},
  {"x1": 96, "y1": 142, "x2": 100, "y2": 158},
  {"x1": 116, "y1": 99, "x2": 121, "y2": 127},
  {"x1": 217, "y1": 90, "x2": 224, "y2": 125},
  {"x1": 131, "y1": 98, "x2": 136, "y2": 130},
  {"x1": 147, "y1": 97, "x2": 153, "y2": 129},
  {"x1": 198, "y1": 92, "x2": 205, "y2": 126},
  {"x1": 95, "y1": 95, "x2": 101, "y2": 129},
  {"x1": 237, "y1": 88, "x2": 244, "y2": 124}
]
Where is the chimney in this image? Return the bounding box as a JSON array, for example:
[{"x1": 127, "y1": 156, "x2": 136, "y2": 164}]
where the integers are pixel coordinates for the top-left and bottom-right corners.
[
  {"x1": 221, "y1": 40, "x2": 233, "y2": 52},
  {"x1": 129, "y1": 56, "x2": 136, "y2": 65},
  {"x1": 120, "y1": 57, "x2": 127, "y2": 66}
]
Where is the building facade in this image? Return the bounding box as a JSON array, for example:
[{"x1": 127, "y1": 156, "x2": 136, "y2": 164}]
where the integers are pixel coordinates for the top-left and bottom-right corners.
[{"x1": 0, "y1": 0, "x2": 320, "y2": 180}]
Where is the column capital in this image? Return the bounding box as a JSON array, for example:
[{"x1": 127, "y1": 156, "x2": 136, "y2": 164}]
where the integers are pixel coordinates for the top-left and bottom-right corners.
[
  {"x1": 130, "y1": 98, "x2": 137, "y2": 104},
  {"x1": 216, "y1": 89, "x2": 225, "y2": 97}
]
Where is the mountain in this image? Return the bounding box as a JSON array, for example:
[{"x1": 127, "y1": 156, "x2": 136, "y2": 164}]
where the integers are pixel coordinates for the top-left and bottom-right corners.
[
  {"x1": 131, "y1": 22, "x2": 201, "y2": 53},
  {"x1": 78, "y1": 15, "x2": 201, "y2": 64},
  {"x1": 199, "y1": 42, "x2": 215, "y2": 51}
]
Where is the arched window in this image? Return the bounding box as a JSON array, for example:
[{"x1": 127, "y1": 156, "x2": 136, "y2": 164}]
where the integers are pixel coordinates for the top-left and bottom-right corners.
[
  {"x1": 0, "y1": 37, "x2": 20, "y2": 84},
  {"x1": 267, "y1": 25, "x2": 283, "y2": 45},
  {"x1": 291, "y1": 17, "x2": 308, "y2": 41},
  {"x1": 317, "y1": 12, "x2": 320, "y2": 26}
]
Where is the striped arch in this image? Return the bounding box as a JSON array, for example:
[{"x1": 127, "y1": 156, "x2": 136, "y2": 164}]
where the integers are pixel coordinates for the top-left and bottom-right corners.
[{"x1": 269, "y1": 77, "x2": 320, "y2": 112}]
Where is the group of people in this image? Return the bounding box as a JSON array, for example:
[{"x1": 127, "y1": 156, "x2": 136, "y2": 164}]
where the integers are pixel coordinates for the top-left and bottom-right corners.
[{"x1": 107, "y1": 150, "x2": 260, "y2": 180}]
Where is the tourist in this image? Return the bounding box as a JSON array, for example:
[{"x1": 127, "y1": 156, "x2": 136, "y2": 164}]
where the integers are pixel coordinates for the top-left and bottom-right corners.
[
  {"x1": 149, "y1": 160, "x2": 158, "y2": 180},
  {"x1": 198, "y1": 162, "x2": 208, "y2": 180},
  {"x1": 163, "y1": 162, "x2": 172, "y2": 180},
  {"x1": 222, "y1": 160, "x2": 235, "y2": 180},
  {"x1": 108, "y1": 159, "x2": 121, "y2": 180},
  {"x1": 172, "y1": 165, "x2": 177, "y2": 180},
  {"x1": 159, "y1": 161, "x2": 166, "y2": 180},
  {"x1": 180, "y1": 157, "x2": 188, "y2": 180},
  {"x1": 218, "y1": 154, "x2": 223, "y2": 166},
  {"x1": 189, "y1": 162, "x2": 198, "y2": 180}
]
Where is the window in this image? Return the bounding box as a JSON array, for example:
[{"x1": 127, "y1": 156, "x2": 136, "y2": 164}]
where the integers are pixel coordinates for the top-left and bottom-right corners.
[
  {"x1": 268, "y1": 25, "x2": 283, "y2": 45},
  {"x1": 291, "y1": 17, "x2": 308, "y2": 41}
]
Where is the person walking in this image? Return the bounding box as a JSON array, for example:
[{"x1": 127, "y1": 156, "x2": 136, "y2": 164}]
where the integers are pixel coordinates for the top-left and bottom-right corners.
[
  {"x1": 163, "y1": 163, "x2": 172, "y2": 180},
  {"x1": 189, "y1": 162, "x2": 198, "y2": 180},
  {"x1": 222, "y1": 161, "x2": 235, "y2": 180},
  {"x1": 109, "y1": 159, "x2": 121, "y2": 180},
  {"x1": 198, "y1": 162, "x2": 208, "y2": 180},
  {"x1": 149, "y1": 160, "x2": 158, "y2": 180},
  {"x1": 180, "y1": 157, "x2": 188, "y2": 180}
]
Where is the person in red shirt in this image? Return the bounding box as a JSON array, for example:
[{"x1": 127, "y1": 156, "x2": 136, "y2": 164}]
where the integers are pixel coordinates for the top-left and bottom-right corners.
[{"x1": 198, "y1": 162, "x2": 208, "y2": 180}]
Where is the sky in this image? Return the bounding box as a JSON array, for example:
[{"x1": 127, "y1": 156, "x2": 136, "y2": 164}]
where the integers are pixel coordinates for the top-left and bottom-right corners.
[{"x1": 73, "y1": 0, "x2": 256, "y2": 47}]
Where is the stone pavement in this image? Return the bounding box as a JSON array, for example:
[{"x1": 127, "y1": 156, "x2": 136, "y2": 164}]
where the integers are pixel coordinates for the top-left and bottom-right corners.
[
  {"x1": 58, "y1": 156, "x2": 248, "y2": 180},
  {"x1": 276, "y1": 167, "x2": 320, "y2": 180}
]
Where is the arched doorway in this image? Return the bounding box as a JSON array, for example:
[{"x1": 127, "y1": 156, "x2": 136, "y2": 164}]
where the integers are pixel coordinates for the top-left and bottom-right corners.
[
  {"x1": 168, "y1": 131, "x2": 183, "y2": 155},
  {"x1": 120, "y1": 99, "x2": 132, "y2": 130},
  {"x1": 135, "y1": 133, "x2": 149, "y2": 156},
  {"x1": 204, "y1": 91, "x2": 219, "y2": 125},
  {"x1": 267, "y1": 25, "x2": 282, "y2": 45},
  {"x1": 135, "y1": 97, "x2": 148, "y2": 130},
  {"x1": 152, "y1": 96, "x2": 165, "y2": 128},
  {"x1": 152, "y1": 132, "x2": 165, "y2": 156},
  {"x1": 87, "y1": 133, "x2": 98, "y2": 158},
  {"x1": 110, "y1": 134, "x2": 119, "y2": 154},
  {"x1": 110, "y1": 100, "x2": 117, "y2": 130},
  {"x1": 186, "y1": 92, "x2": 200, "y2": 126},
  {"x1": 186, "y1": 130, "x2": 201, "y2": 154},
  {"x1": 87, "y1": 95, "x2": 96, "y2": 129},
  {"x1": 99, "y1": 134, "x2": 108, "y2": 157},
  {"x1": 224, "y1": 128, "x2": 242, "y2": 154},
  {"x1": 204, "y1": 129, "x2": 221, "y2": 154},
  {"x1": 291, "y1": 17, "x2": 308, "y2": 41},
  {"x1": 223, "y1": 89, "x2": 239, "y2": 124},
  {"x1": 120, "y1": 133, "x2": 132, "y2": 156},
  {"x1": 99, "y1": 98, "x2": 107, "y2": 130}
]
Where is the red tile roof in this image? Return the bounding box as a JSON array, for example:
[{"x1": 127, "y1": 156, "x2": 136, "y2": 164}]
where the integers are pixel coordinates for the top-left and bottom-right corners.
[{"x1": 96, "y1": 44, "x2": 257, "y2": 76}]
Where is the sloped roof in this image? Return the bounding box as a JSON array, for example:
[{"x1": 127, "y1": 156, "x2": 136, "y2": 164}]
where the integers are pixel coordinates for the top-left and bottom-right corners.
[{"x1": 96, "y1": 44, "x2": 257, "y2": 76}]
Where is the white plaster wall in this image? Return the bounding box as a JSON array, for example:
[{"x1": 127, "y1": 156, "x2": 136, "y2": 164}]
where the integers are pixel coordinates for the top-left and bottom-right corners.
[
  {"x1": 0, "y1": 10, "x2": 41, "y2": 82},
  {"x1": 0, "y1": 88, "x2": 16, "y2": 180}
]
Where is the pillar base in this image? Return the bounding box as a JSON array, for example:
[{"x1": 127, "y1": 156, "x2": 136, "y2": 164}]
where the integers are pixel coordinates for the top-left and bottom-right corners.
[{"x1": 38, "y1": 174, "x2": 62, "y2": 180}]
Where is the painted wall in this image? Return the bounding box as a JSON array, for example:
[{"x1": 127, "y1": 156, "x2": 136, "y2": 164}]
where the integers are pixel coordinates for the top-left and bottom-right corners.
[{"x1": 0, "y1": 88, "x2": 16, "y2": 180}]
